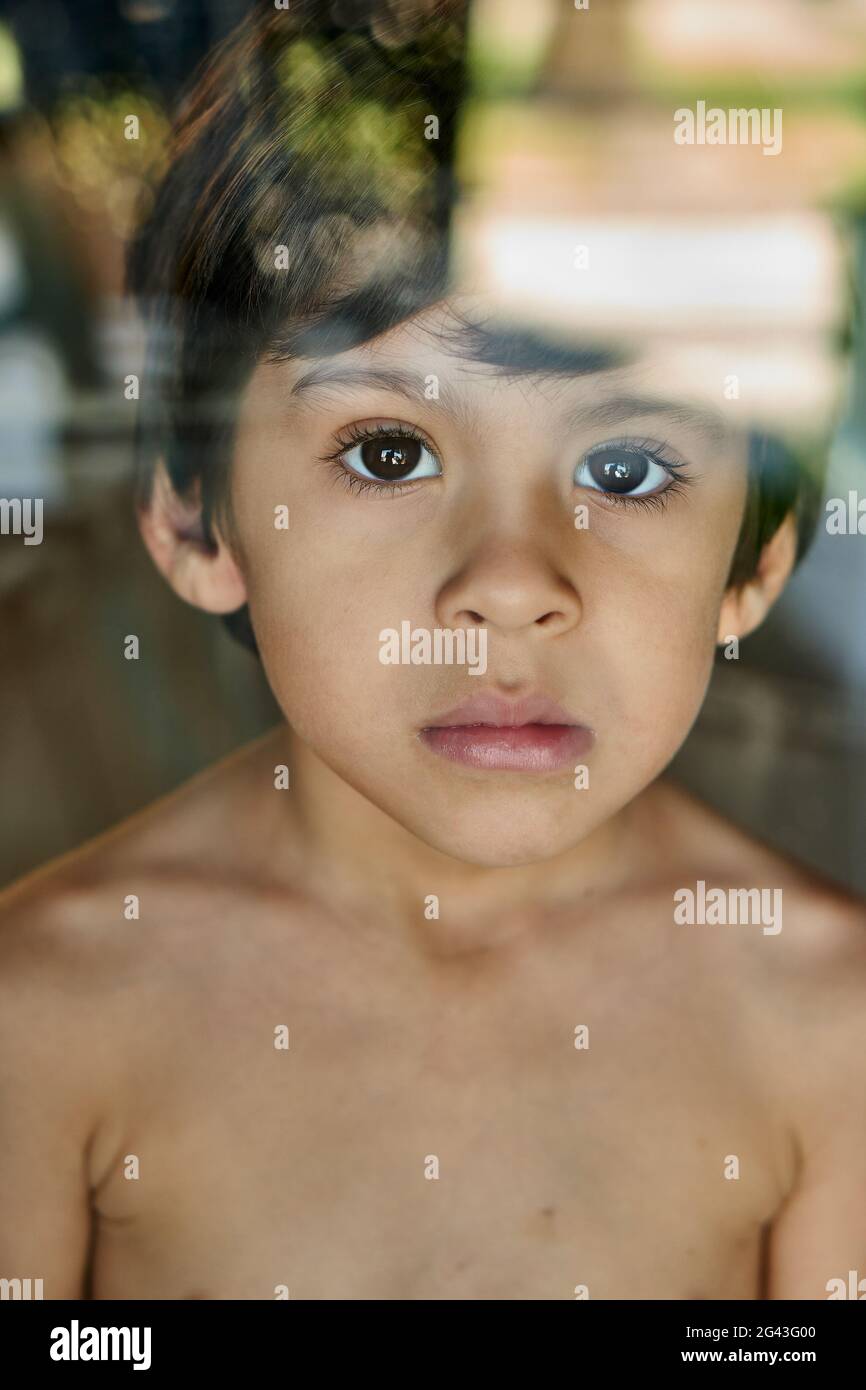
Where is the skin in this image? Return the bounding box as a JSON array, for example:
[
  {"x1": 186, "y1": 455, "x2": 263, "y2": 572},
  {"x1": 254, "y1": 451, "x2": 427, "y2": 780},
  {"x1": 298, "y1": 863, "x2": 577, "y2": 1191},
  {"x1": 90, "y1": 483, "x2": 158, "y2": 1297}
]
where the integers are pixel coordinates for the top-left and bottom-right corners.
[
  {"x1": 143, "y1": 299, "x2": 790, "y2": 883},
  {"x1": 0, "y1": 297, "x2": 864, "y2": 1301}
]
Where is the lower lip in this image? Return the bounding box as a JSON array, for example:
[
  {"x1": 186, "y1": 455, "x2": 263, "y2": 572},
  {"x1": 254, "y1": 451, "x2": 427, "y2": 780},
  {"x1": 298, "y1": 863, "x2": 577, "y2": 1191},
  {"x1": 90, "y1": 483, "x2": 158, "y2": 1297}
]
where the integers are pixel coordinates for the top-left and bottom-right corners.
[{"x1": 418, "y1": 723, "x2": 594, "y2": 772}]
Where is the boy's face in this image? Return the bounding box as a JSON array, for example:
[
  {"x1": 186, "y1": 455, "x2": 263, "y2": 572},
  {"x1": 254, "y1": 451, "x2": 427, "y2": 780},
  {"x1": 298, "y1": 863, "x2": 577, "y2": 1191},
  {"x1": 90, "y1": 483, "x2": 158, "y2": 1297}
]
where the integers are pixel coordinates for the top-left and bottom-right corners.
[{"x1": 225, "y1": 298, "x2": 752, "y2": 867}]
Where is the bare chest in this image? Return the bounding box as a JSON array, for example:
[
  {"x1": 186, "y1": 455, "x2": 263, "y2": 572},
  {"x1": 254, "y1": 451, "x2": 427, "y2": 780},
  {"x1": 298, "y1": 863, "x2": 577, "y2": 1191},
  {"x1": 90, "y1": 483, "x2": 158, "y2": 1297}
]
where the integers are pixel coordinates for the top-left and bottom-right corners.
[{"x1": 89, "y1": 974, "x2": 784, "y2": 1300}]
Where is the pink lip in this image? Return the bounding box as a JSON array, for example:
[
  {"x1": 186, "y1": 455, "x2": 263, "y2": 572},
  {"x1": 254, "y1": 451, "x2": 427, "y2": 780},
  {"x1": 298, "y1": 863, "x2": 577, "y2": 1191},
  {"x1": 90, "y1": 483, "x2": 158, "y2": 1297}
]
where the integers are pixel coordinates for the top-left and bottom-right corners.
[{"x1": 419, "y1": 692, "x2": 594, "y2": 772}]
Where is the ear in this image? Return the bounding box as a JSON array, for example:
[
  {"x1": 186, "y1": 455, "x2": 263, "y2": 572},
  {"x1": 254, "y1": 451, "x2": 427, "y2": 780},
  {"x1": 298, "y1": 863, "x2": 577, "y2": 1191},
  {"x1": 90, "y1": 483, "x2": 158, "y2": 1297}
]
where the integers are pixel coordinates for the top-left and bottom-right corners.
[
  {"x1": 137, "y1": 459, "x2": 247, "y2": 613},
  {"x1": 717, "y1": 512, "x2": 798, "y2": 644}
]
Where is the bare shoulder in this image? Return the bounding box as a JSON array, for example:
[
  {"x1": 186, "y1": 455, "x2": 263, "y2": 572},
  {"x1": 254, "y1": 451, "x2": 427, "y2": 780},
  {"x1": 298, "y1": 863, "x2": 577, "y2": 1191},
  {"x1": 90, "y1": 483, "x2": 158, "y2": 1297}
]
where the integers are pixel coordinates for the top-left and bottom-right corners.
[
  {"x1": 649, "y1": 785, "x2": 866, "y2": 1296},
  {"x1": 650, "y1": 776, "x2": 866, "y2": 1111},
  {"x1": 0, "y1": 727, "x2": 291, "y2": 1090},
  {"x1": 653, "y1": 775, "x2": 866, "y2": 941},
  {"x1": 0, "y1": 729, "x2": 293, "y2": 1293},
  {"x1": 10, "y1": 719, "x2": 294, "y2": 912}
]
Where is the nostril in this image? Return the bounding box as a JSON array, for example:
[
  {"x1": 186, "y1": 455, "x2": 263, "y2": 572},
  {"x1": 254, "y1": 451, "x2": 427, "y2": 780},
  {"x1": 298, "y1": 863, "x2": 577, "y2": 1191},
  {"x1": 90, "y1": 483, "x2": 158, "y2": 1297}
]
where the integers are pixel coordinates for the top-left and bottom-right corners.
[
  {"x1": 464, "y1": 611, "x2": 485, "y2": 625},
  {"x1": 536, "y1": 611, "x2": 562, "y2": 627}
]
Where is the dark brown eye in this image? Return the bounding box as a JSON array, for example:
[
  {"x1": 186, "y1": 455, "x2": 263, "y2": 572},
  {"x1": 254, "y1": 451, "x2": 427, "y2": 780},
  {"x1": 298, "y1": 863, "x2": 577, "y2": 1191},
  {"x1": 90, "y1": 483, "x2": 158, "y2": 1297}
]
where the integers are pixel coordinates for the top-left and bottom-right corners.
[
  {"x1": 578, "y1": 442, "x2": 681, "y2": 503},
  {"x1": 338, "y1": 429, "x2": 441, "y2": 488},
  {"x1": 360, "y1": 436, "x2": 422, "y2": 480},
  {"x1": 584, "y1": 446, "x2": 649, "y2": 494}
]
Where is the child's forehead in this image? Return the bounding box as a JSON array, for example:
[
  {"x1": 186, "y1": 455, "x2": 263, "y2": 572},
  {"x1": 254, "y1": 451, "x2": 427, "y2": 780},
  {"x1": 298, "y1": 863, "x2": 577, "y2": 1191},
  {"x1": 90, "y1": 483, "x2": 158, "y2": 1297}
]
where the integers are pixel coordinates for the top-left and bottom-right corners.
[{"x1": 279, "y1": 298, "x2": 734, "y2": 445}]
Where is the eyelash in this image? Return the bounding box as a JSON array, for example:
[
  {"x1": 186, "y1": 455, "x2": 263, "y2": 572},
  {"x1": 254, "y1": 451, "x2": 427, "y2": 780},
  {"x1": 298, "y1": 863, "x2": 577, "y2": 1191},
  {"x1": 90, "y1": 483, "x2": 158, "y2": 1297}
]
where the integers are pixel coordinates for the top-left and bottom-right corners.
[
  {"x1": 585, "y1": 437, "x2": 695, "y2": 514},
  {"x1": 319, "y1": 422, "x2": 439, "y2": 500},
  {"x1": 319, "y1": 424, "x2": 696, "y2": 508}
]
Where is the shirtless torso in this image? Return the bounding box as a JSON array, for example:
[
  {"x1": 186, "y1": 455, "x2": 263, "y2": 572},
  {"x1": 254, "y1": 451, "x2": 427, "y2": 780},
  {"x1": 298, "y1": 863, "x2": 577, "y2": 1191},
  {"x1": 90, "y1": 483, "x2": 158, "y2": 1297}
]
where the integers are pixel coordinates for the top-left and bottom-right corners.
[{"x1": 1, "y1": 731, "x2": 864, "y2": 1301}]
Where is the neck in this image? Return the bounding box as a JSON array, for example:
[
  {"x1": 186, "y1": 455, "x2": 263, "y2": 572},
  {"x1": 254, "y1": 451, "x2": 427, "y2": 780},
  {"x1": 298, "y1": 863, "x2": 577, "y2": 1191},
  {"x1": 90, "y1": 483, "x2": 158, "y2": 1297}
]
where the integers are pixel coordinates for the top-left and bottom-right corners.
[{"x1": 260, "y1": 725, "x2": 653, "y2": 964}]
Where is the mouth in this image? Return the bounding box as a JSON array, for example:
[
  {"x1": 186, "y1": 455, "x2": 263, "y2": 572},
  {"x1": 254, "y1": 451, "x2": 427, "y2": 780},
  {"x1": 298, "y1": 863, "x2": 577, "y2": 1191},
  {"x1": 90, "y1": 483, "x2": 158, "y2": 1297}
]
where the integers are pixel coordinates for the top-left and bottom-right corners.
[{"x1": 418, "y1": 691, "x2": 594, "y2": 773}]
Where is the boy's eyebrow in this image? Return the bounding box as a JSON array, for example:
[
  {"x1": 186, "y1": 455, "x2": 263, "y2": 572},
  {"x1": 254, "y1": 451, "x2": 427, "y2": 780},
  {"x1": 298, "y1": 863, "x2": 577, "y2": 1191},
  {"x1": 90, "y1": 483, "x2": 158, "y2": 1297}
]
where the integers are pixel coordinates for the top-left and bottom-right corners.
[
  {"x1": 290, "y1": 365, "x2": 429, "y2": 401},
  {"x1": 291, "y1": 368, "x2": 729, "y2": 444},
  {"x1": 289, "y1": 322, "x2": 623, "y2": 404},
  {"x1": 287, "y1": 361, "x2": 495, "y2": 431},
  {"x1": 571, "y1": 395, "x2": 730, "y2": 445}
]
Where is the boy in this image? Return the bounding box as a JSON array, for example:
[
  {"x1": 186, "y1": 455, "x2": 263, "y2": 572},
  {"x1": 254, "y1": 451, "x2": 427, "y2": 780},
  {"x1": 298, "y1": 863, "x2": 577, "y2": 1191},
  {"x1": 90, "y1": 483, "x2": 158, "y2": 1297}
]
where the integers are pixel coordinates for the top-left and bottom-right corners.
[{"x1": 1, "y1": 2, "x2": 864, "y2": 1301}]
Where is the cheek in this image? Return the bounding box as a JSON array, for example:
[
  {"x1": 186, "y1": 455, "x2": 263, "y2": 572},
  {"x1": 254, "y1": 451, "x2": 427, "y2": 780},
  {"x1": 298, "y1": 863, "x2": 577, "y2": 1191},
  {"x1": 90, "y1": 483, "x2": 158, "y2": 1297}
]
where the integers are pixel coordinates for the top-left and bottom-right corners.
[
  {"x1": 629, "y1": 592, "x2": 718, "y2": 749},
  {"x1": 228, "y1": 425, "x2": 436, "y2": 760},
  {"x1": 585, "y1": 519, "x2": 737, "y2": 763},
  {"x1": 240, "y1": 521, "x2": 417, "y2": 755}
]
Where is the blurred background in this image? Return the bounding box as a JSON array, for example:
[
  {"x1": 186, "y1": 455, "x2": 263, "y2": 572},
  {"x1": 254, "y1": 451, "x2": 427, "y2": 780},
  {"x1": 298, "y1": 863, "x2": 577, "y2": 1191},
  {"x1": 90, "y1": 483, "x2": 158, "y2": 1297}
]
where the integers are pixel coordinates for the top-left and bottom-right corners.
[{"x1": 1, "y1": 0, "x2": 866, "y2": 891}]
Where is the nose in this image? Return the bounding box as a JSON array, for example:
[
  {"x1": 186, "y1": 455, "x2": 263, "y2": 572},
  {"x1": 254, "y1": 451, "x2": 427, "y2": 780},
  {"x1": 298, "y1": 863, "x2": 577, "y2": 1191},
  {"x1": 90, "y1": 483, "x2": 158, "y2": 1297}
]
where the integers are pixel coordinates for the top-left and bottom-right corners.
[{"x1": 436, "y1": 541, "x2": 582, "y2": 639}]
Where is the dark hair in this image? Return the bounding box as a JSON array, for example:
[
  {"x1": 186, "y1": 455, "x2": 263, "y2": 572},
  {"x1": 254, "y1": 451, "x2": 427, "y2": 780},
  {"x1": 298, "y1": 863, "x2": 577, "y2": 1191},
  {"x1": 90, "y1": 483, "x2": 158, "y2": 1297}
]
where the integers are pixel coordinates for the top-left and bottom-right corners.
[{"x1": 126, "y1": 0, "x2": 830, "y2": 655}]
